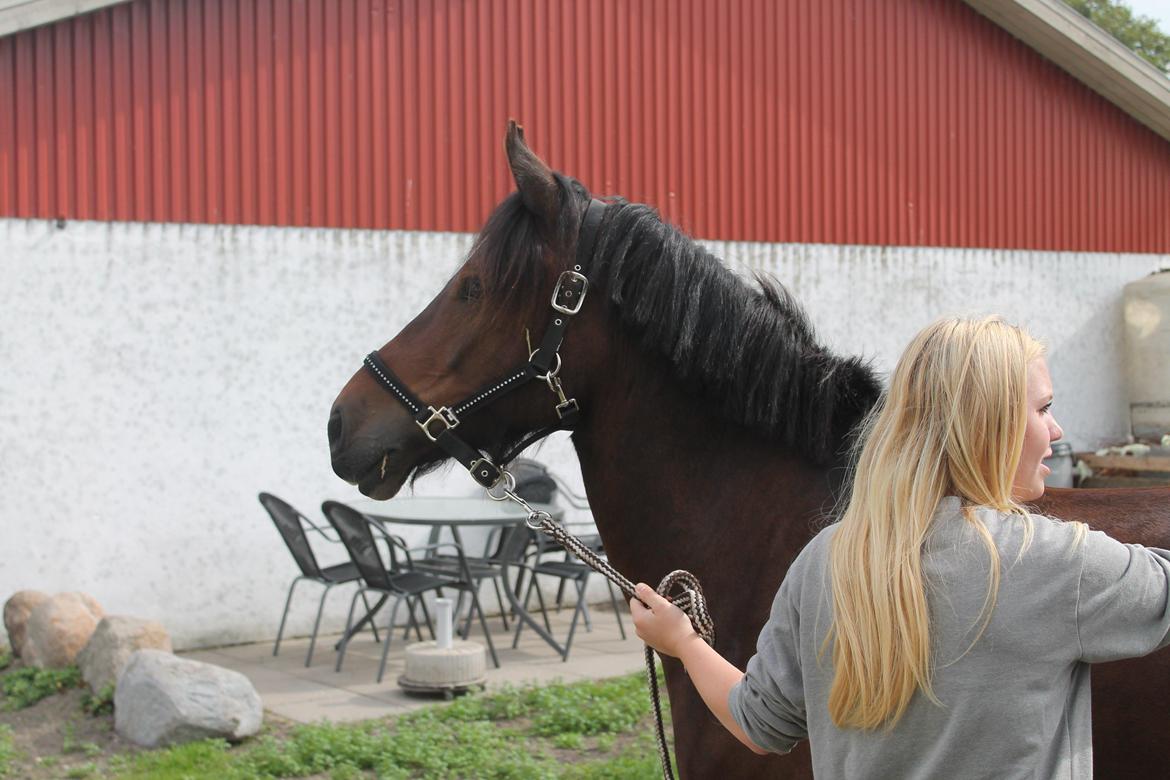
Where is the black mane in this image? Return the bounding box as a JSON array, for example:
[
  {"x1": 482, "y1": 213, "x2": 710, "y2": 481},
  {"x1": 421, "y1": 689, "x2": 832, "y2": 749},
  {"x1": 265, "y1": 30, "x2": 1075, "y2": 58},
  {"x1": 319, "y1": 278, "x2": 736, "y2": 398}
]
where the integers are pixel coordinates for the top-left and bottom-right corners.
[{"x1": 471, "y1": 177, "x2": 882, "y2": 466}]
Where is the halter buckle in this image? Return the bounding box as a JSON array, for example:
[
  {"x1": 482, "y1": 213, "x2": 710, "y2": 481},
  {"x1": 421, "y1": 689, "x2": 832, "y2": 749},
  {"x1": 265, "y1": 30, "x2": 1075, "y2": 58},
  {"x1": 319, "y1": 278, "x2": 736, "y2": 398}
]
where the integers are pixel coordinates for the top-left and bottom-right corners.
[
  {"x1": 418, "y1": 406, "x2": 460, "y2": 442},
  {"x1": 551, "y1": 271, "x2": 588, "y2": 315},
  {"x1": 469, "y1": 457, "x2": 503, "y2": 489}
]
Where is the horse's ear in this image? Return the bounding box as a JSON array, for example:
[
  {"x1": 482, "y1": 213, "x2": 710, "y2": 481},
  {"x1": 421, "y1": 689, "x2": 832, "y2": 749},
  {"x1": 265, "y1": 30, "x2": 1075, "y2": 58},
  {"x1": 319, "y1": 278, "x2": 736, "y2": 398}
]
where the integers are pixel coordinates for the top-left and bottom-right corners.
[{"x1": 505, "y1": 120, "x2": 559, "y2": 227}]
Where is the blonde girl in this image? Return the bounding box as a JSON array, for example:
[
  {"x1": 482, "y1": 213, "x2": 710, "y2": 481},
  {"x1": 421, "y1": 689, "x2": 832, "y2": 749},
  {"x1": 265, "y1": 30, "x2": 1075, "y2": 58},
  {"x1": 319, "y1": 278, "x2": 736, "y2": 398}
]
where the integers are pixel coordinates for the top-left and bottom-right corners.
[{"x1": 631, "y1": 317, "x2": 1170, "y2": 778}]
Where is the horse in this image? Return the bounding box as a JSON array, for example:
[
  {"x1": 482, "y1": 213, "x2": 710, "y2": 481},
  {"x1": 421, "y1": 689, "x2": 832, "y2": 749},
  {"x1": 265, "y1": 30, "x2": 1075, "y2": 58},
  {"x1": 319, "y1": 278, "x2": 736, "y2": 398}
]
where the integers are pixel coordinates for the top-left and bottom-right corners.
[{"x1": 327, "y1": 122, "x2": 1170, "y2": 779}]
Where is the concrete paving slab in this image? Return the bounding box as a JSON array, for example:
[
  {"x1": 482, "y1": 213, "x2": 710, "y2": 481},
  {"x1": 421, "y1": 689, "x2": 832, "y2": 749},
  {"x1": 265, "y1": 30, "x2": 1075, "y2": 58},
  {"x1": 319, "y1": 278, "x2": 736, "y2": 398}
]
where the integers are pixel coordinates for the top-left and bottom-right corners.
[
  {"x1": 267, "y1": 690, "x2": 415, "y2": 723},
  {"x1": 182, "y1": 605, "x2": 646, "y2": 724}
]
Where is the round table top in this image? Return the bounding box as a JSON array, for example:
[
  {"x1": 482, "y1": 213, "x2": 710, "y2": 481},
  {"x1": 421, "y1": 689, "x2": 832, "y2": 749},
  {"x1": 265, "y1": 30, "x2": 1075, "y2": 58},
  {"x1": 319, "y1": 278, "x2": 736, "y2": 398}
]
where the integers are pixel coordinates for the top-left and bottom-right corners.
[{"x1": 349, "y1": 496, "x2": 562, "y2": 526}]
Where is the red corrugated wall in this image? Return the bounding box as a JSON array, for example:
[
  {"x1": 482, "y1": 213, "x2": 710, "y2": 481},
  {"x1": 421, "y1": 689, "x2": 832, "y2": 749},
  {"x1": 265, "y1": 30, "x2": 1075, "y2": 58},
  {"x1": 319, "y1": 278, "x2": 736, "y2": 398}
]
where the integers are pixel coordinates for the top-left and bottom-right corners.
[{"x1": 1, "y1": 0, "x2": 1168, "y2": 251}]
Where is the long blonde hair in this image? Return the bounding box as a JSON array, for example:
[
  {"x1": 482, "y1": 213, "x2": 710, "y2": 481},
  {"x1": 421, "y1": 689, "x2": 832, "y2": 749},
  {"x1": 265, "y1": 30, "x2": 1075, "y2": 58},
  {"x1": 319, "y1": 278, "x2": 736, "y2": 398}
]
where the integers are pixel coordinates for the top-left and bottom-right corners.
[{"x1": 825, "y1": 316, "x2": 1056, "y2": 730}]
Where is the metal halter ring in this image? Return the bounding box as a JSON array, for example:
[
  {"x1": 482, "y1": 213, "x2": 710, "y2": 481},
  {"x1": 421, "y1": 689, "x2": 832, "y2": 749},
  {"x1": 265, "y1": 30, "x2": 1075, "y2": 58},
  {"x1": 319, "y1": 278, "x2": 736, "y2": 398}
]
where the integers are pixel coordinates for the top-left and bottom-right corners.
[
  {"x1": 528, "y1": 349, "x2": 562, "y2": 381},
  {"x1": 485, "y1": 470, "x2": 517, "y2": 501},
  {"x1": 525, "y1": 509, "x2": 553, "y2": 530}
]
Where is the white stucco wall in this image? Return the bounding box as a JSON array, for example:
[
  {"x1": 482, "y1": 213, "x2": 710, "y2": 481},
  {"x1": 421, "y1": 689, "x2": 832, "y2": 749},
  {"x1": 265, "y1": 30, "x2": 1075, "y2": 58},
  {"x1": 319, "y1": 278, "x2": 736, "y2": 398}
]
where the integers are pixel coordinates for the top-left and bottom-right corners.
[{"x1": 1, "y1": 218, "x2": 1165, "y2": 650}]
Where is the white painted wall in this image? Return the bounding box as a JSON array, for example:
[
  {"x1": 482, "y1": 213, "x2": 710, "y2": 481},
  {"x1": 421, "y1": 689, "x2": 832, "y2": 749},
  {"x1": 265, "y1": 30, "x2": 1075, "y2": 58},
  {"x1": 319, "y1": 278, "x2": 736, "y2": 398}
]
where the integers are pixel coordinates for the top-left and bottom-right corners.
[{"x1": 1, "y1": 218, "x2": 1164, "y2": 650}]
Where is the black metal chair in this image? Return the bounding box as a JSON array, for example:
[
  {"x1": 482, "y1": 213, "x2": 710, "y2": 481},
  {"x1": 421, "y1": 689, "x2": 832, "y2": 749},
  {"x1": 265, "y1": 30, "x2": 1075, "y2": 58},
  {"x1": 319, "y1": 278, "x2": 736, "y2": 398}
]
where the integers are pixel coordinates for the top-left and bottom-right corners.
[
  {"x1": 322, "y1": 500, "x2": 467, "y2": 683},
  {"x1": 410, "y1": 540, "x2": 515, "y2": 634},
  {"x1": 506, "y1": 459, "x2": 627, "y2": 659},
  {"x1": 258, "y1": 492, "x2": 379, "y2": 667}
]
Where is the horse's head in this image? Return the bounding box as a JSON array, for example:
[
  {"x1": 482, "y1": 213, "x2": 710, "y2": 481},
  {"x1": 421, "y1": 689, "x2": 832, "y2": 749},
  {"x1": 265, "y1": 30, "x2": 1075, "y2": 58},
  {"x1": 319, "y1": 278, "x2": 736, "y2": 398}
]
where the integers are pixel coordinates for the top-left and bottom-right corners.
[{"x1": 328, "y1": 122, "x2": 604, "y2": 499}]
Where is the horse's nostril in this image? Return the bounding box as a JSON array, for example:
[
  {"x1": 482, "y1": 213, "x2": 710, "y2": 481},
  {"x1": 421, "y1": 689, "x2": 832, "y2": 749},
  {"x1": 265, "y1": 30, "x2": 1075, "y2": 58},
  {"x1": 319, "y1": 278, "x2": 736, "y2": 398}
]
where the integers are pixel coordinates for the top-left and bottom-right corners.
[{"x1": 328, "y1": 406, "x2": 345, "y2": 449}]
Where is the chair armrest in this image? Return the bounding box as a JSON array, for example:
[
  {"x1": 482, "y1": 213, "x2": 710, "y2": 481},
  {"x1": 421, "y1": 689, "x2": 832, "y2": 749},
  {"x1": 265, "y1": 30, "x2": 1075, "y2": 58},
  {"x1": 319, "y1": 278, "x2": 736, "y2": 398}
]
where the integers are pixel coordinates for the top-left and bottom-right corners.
[
  {"x1": 362, "y1": 518, "x2": 417, "y2": 567},
  {"x1": 299, "y1": 513, "x2": 342, "y2": 543},
  {"x1": 410, "y1": 542, "x2": 465, "y2": 557}
]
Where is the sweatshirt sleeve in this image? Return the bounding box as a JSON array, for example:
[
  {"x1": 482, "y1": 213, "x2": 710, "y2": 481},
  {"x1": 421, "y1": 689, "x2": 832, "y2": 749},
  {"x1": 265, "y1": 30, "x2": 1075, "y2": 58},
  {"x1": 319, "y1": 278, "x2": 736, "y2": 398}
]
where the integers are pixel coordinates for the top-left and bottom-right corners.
[
  {"x1": 1076, "y1": 528, "x2": 1170, "y2": 663},
  {"x1": 727, "y1": 565, "x2": 809, "y2": 754}
]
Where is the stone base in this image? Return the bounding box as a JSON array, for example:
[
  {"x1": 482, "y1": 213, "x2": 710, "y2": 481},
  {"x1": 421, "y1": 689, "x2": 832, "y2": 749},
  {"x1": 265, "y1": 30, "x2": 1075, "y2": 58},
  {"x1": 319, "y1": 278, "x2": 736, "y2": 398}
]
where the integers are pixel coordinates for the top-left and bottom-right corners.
[{"x1": 399, "y1": 640, "x2": 486, "y2": 695}]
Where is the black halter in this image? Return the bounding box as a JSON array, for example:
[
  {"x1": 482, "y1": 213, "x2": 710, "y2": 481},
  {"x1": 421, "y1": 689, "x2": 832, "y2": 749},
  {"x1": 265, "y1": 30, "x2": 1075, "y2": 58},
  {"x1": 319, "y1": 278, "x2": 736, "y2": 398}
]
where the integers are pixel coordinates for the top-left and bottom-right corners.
[{"x1": 362, "y1": 198, "x2": 608, "y2": 490}]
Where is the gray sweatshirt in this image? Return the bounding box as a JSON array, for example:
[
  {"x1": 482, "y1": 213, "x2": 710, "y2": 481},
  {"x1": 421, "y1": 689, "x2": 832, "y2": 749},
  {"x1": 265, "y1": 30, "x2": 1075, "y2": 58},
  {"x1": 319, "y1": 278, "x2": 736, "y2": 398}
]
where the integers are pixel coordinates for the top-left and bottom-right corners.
[{"x1": 728, "y1": 496, "x2": 1170, "y2": 779}]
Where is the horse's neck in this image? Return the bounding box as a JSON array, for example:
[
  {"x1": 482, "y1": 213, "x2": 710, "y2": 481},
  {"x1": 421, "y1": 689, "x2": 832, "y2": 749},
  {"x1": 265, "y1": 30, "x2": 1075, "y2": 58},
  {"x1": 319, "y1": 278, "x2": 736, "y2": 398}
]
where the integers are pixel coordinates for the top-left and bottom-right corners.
[{"x1": 570, "y1": 347, "x2": 840, "y2": 654}]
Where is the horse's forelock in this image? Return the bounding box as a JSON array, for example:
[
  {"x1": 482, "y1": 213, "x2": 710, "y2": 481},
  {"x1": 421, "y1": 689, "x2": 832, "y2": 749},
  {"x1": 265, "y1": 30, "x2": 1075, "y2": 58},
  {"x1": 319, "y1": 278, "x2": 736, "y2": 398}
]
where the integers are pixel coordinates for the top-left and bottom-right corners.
[{"x1": 466, "y1": 175, "x2": 589, "y2": 329}]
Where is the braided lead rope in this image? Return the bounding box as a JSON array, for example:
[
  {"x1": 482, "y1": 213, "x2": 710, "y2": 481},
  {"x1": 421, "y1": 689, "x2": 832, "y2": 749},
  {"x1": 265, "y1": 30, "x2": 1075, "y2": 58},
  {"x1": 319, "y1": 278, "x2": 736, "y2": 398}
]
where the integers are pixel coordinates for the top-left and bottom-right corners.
[{"x1": 522, "y1": 509, "x2": 715, "y2": 780}]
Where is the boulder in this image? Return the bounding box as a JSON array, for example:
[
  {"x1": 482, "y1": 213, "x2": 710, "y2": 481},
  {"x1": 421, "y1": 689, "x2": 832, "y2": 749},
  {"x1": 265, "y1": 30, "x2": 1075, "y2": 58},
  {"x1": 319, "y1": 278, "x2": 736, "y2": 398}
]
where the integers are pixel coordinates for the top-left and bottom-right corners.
[
  {"x1": 77, "y1": 616, "x2": 172, "y2": 691},
  {"x1": 115, "y1": 650, "x2": 263, "y2": 748},
  {"x1": 23, "y1": 592, "x2": 104, "y2": 668},
  {"x1": 3, "y1": 590, "x2": 49, "y2": 658}
]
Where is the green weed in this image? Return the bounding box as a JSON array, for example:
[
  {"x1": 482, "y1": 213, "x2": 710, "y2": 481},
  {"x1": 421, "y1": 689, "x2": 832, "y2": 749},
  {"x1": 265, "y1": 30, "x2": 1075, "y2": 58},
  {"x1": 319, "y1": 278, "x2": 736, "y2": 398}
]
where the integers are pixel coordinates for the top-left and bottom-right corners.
[
  {"x1": 0, "y1": 724, "x2": 16, "y2": 778},
  {"x1": 0, "y1": 665, "x2": 82, "y2": 710},
  {"x1": 58, "y1": 671, "x2": 673, "y2": 780},
  {"x1": 80, "y1": 683, "x2": 115, "y2": 717}
]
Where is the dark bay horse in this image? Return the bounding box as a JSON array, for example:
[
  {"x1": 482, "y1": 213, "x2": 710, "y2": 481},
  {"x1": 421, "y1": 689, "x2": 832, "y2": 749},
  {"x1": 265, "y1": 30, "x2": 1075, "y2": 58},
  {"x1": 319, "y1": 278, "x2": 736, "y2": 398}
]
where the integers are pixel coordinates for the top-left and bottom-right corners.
[{"x1": 327, "y1": 122, "x2": 1170, "y2": 778}]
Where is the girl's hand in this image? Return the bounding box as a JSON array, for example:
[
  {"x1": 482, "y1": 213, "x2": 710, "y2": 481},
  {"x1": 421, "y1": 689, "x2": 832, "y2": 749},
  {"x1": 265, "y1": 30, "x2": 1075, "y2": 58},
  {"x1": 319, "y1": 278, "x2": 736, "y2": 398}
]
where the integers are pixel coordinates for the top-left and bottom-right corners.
[{"x1": 629, "y1": 582, "x2": 700, "y2": 658}]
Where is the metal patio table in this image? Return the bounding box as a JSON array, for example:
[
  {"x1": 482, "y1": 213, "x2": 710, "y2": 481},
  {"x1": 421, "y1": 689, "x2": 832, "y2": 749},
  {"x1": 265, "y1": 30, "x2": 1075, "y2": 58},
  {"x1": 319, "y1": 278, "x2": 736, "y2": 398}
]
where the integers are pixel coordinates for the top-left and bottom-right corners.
[{"x1": 348, "y1": 496, "x2": 565, "y2": 668}]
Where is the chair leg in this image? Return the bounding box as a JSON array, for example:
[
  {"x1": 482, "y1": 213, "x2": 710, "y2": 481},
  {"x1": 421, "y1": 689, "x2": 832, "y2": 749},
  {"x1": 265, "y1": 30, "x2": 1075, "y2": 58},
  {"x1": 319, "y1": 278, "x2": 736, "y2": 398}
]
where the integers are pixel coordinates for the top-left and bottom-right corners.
[
  {"x1": 532, "y1": 577, "x2": 553, "y2": 633},
  {"x1": 336, "y1": 587, "x2": 368, "y2": 673},
  {"x1": 580, "y1": 599, "x2": 594, "y2": 632},
  {"x1": 561, "y1": 579, "x2": 589, "y2": 662},
  {"x1": 453, "y1": 590, "x2": 468, "y2": 638},
  {"x1": 460, "y1": 589, "x2": 475, "y2": 639},
  {"x1": 491, "y1": 578, "x2": 509, "y2": 631},
  {"x1": 304, "y1": 582, "x2": 334, "y2": 667},
  {"x1": 358, "y1": 590, "x2": 381, "y2": 644},
  {"x1": 274, "y1": 576, "x2": 305, "y2": 657},
  {"x1": 606, "y1": 579, "x2": 627, "y2": 640},
  {"x1": 404, "y1": 598, "x2": 423, "y2": 640},
  {"x1": 512, "y1": 576, "x2": 537, "y2": 648},
  {"x1": 402, "y1": 596, "x2": 422, "y2": 641},
  {"x1": 377, "y1": 596, "x2": 407, "y2": 684},
  {"x1": 460, "y1": 581, "x2": 499, "y2": 668},
  {"x1": 416, "y1": 595, "x2": 436, "y2": 640},
  {"x1": 555, "y1": 580, "x2": 567, "y2": 614}
]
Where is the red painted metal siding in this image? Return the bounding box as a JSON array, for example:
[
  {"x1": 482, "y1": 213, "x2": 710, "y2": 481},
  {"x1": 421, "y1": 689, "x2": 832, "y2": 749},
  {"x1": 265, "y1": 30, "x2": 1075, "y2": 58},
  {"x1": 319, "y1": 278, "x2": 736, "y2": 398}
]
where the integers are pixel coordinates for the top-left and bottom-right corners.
[{"x1": 1, "y1": 0, "x2": 1168, "y2": 251}]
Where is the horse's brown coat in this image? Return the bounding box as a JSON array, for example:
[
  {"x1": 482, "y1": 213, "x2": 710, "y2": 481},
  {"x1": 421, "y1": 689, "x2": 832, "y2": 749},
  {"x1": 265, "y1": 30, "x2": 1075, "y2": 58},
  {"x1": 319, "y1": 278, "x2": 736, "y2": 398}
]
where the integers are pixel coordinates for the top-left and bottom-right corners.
[{"x1": 328, "y1": 125, "x2": 1170, "y2": 778}]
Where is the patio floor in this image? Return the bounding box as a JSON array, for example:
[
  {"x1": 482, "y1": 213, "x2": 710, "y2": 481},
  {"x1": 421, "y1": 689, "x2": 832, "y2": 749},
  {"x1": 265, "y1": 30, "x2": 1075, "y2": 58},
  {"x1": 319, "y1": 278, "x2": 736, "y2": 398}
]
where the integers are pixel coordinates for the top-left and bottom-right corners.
[{"x1": 179, "y1": 602, "x2": 646, "y2": 724}]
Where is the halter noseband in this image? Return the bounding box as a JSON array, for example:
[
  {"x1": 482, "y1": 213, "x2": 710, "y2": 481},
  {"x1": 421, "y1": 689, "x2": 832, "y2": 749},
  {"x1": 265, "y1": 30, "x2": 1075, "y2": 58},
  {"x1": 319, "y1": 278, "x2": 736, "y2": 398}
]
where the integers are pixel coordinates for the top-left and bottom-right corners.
[{"x1": 361, "y1": 198, "x2": 607, "y2": 490}]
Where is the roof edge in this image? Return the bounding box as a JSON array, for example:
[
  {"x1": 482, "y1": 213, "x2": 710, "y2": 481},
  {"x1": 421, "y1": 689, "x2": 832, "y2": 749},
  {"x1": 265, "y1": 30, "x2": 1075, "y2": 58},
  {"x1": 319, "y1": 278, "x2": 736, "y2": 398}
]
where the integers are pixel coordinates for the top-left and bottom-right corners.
[
  {"x1": 964, "y1": 0, "x2": 1170, "y2": 143},
  {"x1": 0, "y1": 0, "x2": 130, "y2": 38}
]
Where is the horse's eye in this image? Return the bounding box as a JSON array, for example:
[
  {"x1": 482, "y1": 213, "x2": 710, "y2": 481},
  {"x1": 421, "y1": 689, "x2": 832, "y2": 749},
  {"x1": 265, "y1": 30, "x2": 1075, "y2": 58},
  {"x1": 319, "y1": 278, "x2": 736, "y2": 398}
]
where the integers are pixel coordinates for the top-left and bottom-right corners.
[{"x1": 456, "y1": 276, "x2": 484, "y2": 303}]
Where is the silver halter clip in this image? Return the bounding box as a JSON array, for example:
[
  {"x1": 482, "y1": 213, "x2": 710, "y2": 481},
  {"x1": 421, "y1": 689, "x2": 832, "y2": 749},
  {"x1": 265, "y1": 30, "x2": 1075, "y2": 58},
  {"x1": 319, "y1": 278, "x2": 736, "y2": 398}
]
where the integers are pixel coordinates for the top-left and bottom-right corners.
[{"x1": 485, "y1": 467, "x2": 555, "y2": 530}]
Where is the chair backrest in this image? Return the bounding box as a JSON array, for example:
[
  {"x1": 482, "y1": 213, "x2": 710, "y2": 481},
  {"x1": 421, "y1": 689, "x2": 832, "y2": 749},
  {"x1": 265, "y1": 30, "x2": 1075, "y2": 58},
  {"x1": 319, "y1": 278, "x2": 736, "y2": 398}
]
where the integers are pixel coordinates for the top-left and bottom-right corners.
[
  {"x1": 506, "y1": 459, "x2": 602, "y2": 556},
  {"x1": 511, "y1": 458, "x2": 558, "y2": 504},
  {"x1": 258, "y1": 492, "x2": 323, "y2": 578},
  {"x1": 489, "y1": 522, "x2": 533, "y2": 564},
  {"x1": 320, "y1": 500, "x2": 394, "y2": 590}
]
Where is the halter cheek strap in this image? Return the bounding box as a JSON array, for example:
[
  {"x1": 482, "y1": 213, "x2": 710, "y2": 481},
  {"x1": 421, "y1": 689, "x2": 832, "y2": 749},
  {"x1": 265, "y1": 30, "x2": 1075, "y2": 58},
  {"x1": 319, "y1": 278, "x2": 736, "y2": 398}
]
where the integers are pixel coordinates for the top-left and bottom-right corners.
[{"x1": 361, "y1": 198, "x2": 607, "y2": 489}]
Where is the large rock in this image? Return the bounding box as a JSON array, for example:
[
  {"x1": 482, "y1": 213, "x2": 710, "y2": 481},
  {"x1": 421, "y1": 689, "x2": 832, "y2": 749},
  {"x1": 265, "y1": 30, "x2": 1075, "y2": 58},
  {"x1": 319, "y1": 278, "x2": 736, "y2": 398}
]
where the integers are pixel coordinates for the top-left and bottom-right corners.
[
  {"x1": 23, "y1": 592, "x2": 104, "y2": 668},
  {"x1": 115, "y1": 650, "x2": 263, "y2": 748},
  {"x1": 3, "y1": 590, "x2": 49, "y2": 658},
  {"x1": 77, "y1": 616, "x2": 172, "y2": 691}
]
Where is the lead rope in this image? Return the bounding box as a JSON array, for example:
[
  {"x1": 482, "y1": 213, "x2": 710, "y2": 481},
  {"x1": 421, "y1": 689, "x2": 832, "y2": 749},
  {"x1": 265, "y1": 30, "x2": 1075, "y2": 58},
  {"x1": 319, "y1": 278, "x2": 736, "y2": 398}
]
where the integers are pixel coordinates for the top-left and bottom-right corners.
[{"x1": 492, "y1": 483, "x2": 715, "y2": 780}]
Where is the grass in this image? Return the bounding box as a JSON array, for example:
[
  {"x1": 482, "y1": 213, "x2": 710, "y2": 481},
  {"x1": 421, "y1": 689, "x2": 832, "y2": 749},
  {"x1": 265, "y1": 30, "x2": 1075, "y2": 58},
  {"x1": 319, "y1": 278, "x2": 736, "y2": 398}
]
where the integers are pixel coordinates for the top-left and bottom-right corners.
[
  {"x1": 0, "y1": 649, "x2": 11, "y2": 672},
  {"x1": 0, "y1": 652, "x2": 674, "y2": 779},
  {"x1": 99, "y1": 671, "x2": 672, "y2": 779},
  {"x1": 0, "y1": 665, "x2": 82, "y2": 711},
  {"x1": 0, "y1": 724, "x2": 15, "y2": 778}
]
